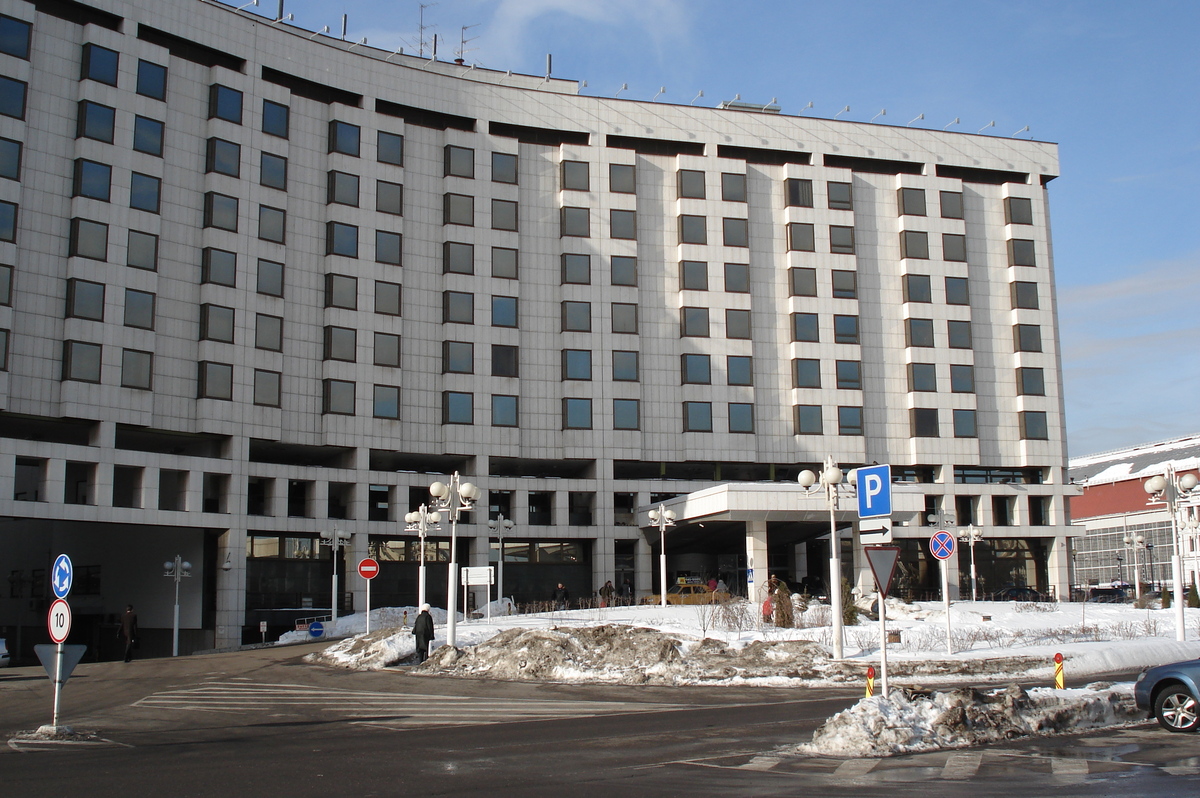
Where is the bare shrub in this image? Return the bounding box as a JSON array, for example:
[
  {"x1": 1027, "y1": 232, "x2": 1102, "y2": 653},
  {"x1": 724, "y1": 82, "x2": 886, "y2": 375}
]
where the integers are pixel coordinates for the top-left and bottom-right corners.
[
  {"x1": 1014, "y1": 601, "x2": 1059, "y2": 613},
  {"x1": 847, "y1": 629, "x2": 877, "y2": 653},
  {"x1": 715, "y1": 598, "x2": 753, "y2": 633},
  {"x1": 796, "y1": 603, "x2": 832, "y2": 629},
  {"x1": 694, "y1": 601, "x2": 716, "y2": 636}
]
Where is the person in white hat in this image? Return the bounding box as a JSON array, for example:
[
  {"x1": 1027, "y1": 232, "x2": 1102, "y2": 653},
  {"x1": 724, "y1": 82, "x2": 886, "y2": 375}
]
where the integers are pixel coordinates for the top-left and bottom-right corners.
[{"x1": 412, "y1": 603, "x2": 434, "y2": 664}]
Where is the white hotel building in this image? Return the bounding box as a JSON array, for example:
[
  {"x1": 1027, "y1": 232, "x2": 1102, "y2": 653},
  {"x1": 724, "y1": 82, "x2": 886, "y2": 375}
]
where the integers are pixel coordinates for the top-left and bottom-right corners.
[{"x1": 0, "y1": 0, "x2": 1073, "y2": 659}]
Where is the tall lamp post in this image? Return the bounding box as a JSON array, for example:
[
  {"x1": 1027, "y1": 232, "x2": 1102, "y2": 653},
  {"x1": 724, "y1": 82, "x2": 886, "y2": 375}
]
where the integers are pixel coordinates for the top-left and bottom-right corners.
[
  {"x1": 1146, "y1": 543, "x2": 1156, "y2": 591},
  {"x1": 404, "y1": 505, "x2": 442, "y2": 609},
  {"x1": 319, "y1": 527, "x2": 352, "y2": 626},
  {"x1": 798, "y1": 457, "x2": 851, "y2": 660},
  {"x1": 488, "y1": 514, "x2": 515, "y2": 608},
  {"x1": 959, "y1": 524, "x2": 983, "y2": 601},
  {"x1": 1115, "y1": 553, "x2": 1124, "y2": 586},
  {"x1": 647, "y1": 505, "x2": 677, "y2": 608},
  {"x1": 163, "y1": 555, "x2": 191, "y2": 657},
  {"x1": 1144, "y1": 467, "x2": 1199, "y2": 642},
  {"x1": 1123, "y1": 531, "x2": 1145, "y2": 601},
  {"x1": 429, "y1": 472, "x2": 479, "y2": 648}
]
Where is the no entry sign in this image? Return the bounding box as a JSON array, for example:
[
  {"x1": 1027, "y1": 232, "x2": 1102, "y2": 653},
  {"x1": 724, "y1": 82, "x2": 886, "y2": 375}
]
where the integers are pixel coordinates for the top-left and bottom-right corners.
[{"x1": 357, "y1": 558, "x2": 380, "y2": 580}]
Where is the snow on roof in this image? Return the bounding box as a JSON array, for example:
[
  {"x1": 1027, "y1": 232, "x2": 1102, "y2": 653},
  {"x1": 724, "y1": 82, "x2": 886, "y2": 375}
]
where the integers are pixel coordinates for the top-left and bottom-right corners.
[{"x1": 1069, "y1": 433, "x2": 1200, "y2": 486}]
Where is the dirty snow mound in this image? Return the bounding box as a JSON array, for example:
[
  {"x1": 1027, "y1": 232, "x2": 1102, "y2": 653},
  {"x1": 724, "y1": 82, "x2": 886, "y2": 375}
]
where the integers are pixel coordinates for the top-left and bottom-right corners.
[
  {"x1": 306, "y1": 625, "x2": 417, "y2": 669},
  {"x1": 802, "y1": 682, "x2": 1142, "y2": 757}
]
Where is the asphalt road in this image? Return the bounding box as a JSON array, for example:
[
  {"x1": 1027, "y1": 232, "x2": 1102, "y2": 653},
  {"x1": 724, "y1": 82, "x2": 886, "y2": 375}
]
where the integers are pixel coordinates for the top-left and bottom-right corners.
[{"x1": 3, "y1": 644, "x2": 1200, "y2": 797}]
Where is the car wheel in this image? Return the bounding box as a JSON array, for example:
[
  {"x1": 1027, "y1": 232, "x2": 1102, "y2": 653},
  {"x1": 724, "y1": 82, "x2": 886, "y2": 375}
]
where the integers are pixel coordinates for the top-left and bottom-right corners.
[{"x1": 1154, "y1": 686, "x2": 1200, "y2": 732}]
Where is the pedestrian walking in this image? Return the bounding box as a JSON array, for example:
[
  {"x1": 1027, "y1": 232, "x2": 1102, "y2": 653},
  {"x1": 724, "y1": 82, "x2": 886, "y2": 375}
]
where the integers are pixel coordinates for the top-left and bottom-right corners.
[
  {"x1": 553, "y1": 582, "x2": 570, "y2": 611},
  {"x1": 598, "y1": 580, "x2": 615, "y2": 607},
  {"x1": 118, "y1": 604, "x2": 138, "y2": 663},
  {"x1": 412, "y1": 603, "x2": 434, "y2": 664}
]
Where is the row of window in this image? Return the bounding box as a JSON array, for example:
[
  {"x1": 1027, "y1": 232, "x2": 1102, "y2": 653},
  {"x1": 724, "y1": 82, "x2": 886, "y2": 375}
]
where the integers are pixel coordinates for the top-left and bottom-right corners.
[{"x1": 898, "y1": 188, "x2": 1034, "y2": 226}]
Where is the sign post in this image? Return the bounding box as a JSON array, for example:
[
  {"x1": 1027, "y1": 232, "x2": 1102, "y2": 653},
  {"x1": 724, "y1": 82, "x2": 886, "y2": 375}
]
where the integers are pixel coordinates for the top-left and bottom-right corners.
[
  {"x1": 47, "y1": 597, "x2": 71, "y2": 728},
  {"x1": 462, "y1": 566, "x2": 495, "y2": 620},
  {"x1": 929, "y1": 531, "x2": 956, "y2": 654},
  {"x1": 358, "y1": 558, "x2": 379, "y2": 634},
  {"x1": 865, "y1": 545, "x2": 900, "y2": 698}
]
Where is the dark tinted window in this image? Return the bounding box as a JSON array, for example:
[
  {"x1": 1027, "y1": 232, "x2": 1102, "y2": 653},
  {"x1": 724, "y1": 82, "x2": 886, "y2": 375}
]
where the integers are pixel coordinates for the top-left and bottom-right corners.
[
  {"x1": 81, "y1": 43, "x2": 119, "y2": 85},
  {"x1": 136, "y1": 60, "x2": 167, "y2": 100},
  {"x1": 0, "y1": 15, "x2": 32, "y2": 59},
  {"x1": 263, "y1": 100, "x2": 289, "y2": 138},
  {"x1": 209, "y1": 84, "x2": 243, "y2": 124}
]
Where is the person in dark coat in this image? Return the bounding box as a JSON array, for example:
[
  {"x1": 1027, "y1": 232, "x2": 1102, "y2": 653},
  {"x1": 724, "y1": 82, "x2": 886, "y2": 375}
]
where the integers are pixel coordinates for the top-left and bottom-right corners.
[
  {"x1": 598, "y1": 580, "x2": 615, "y2": 607},
  {"x1": 412, "y1": 603, "x2": 434, "y2": 664},
  {"x1": 553, "y1": 583, "x2": 570, "y2": 611},
  {"x1": 118, "y1": 604, "x2": 138, "y2": 663}
]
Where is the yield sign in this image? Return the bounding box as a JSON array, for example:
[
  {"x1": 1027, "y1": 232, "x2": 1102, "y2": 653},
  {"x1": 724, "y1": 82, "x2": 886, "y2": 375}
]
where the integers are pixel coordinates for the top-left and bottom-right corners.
[{"x1": 865, "y1": 546, "x2": 901, "y2": 599}]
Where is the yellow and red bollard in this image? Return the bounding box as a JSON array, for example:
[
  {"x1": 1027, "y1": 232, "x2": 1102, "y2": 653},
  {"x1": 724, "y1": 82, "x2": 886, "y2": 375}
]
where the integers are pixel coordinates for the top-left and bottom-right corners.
[
  {"x1": 1053, "y1": 652, "x2": 1064, "y2": 689},
  {"x1": 865, "y1": 665, "x2": 876, "y2": 697}
]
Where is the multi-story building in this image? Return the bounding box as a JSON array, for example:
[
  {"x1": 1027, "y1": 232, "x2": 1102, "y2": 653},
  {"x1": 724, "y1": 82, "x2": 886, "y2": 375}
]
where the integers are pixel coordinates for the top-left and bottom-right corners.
[{"x1": 0, "y1": 0, "x2": 1073, "y2": 659}]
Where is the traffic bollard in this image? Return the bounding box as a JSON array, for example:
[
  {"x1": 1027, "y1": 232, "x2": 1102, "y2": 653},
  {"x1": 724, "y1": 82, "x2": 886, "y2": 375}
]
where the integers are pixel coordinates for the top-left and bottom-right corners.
[
  {"x1": 865, "y1": 665, "x2": 876, "y2": 697},
  {"x1": 1053, "y1": 652, "x2": 1064, "y2": 689}
]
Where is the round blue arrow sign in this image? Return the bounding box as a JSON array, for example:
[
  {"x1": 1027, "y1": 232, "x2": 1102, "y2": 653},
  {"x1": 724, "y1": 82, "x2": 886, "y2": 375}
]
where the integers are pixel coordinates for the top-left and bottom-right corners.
[
  {"x1": 929, "y1": 531, "x2": 956, "y2": 561},
  {"x1": 308, "y1": 621, "x2": 324, "y2": 638},
  {"x1": 51, "y1": 554, "x2": 73, "y2": 599}
]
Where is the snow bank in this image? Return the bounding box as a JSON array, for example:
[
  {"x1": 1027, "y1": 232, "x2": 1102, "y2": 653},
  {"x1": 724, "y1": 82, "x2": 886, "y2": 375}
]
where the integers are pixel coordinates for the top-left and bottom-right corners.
[
  {"x1": 802, "y1": 682, "x2": 1142, "y2": 757},
  {"x1": 277, "y1": 605, "x2": 457, "y2": 645}
]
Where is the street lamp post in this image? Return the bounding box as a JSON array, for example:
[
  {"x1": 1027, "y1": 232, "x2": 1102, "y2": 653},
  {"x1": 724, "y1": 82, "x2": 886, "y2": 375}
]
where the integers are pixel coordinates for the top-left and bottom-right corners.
[
  {"x1": 163, "y1": 555, "x2": 191, "y2": 657},
  {"x1": 647, "y1": 505, "x2": 677, "y2": 608},
  {"x1": 488, "y1": 514, "x2": 515, "y2": 608},
  {"x1": 798, "y1": 457, "x2": 850, "y2": 660},
  {"x1": 428, "y1": 472, "x2": 479, "y2": 648},
  {"x1": 1146, "y1": 543, "x2": 1156, "y2": 592},
  {"x1": 404, "y1": 505, "x2": 442, "y2": 609},
  {"x1": 319, "y1": 527, "x2": 352, "y2": 626},
  {"x1": 1115, "y1": 553, "x2": 1124, "y2": 586},
  {"x1": 959, "y1": 524, "x2": 983, "y2": 601},
  {"x1": 1144, "y1": 467, "x2": 1199, "y2": 642},
  {"x1": 1123, "y1": 531, "x2": 1145, "y2": 601}
]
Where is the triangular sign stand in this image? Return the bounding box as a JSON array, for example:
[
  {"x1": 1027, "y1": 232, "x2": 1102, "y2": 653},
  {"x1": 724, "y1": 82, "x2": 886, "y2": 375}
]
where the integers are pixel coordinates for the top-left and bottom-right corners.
[
  {"x1": 35, "y1": 644, "x2": 87, "y2": 687},
  {"x1": 865, "y1": 546, "x2": 901, "y2": 599}
]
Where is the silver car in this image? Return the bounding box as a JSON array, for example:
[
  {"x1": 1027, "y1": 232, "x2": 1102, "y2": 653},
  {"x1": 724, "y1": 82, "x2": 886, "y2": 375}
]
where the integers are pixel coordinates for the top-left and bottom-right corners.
[{"x1": 1135, "y1": 658, "x2": 1200, "y2": 732}]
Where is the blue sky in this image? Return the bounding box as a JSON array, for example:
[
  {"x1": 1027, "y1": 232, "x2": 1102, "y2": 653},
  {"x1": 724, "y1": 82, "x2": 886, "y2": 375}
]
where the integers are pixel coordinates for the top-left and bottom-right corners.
[{"x1": 250, "y1": 0, "x2": 1200, "y2": 457}]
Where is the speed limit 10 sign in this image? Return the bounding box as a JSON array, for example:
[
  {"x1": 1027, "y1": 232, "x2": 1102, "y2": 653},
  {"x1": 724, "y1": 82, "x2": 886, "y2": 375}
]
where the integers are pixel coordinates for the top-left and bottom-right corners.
[{"x1": 48, "y1": 598, "x2": 72, "y2": 643}]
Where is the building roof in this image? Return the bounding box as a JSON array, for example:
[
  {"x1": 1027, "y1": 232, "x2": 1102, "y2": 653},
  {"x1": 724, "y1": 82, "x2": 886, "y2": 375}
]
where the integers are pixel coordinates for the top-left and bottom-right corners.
[{"x1": 1069, "y1": 434, "x2": 1200, "y2": 486}]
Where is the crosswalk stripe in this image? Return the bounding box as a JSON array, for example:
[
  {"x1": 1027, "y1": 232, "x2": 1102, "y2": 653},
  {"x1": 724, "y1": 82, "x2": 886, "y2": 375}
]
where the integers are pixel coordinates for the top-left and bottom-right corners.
[
  {"x1": 1050, "y1": 758, "x2": 1088, "y2": 783},
  {"x1": 942, "y1": 751, "x2": 982, "y2": 779},
  {"x1": 833, "y1": 759, "x2": 878, "y2": 778}
]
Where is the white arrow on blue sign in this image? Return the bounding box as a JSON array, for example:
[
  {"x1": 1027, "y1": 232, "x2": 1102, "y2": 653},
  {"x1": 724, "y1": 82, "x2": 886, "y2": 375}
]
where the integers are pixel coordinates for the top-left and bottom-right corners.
[
  {"x1": 855, "y1": 464, "x2": 892, "y2": 519},
  {"x1": 51, "y1": 554, "x2": 73, "y2": 599},
  {"x1": 308, "y1": 621, "x2": 324, "y2": 638}
]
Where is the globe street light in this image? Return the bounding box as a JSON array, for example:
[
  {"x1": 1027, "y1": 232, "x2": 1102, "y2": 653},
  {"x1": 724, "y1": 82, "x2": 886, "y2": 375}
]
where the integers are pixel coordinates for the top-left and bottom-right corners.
[
  {"x1": 1123, "y1": 532, "x2": 1145, "y2": 602},
  {"x1": 798, "y1": 457, "x2": 850, "y2": 660},
  {"x1": 487, "y1": 514, "x2": 515, "y2": 609},
  {"x1": 959, "y1": 524, "x2": 983, "y2": 601},
  {"x1": 404, "y1": 505, "x2": 442, "y2": 609},
  {"x1": 428, "y1": 472, "x2": 479, "y2": 647},
  {"x1": 647, "y1": 505, "x2": 677, "y2": 608},
  {"x1": 1145, "y1": 467, "x2": 1199, "y2": 641},
  {"x1": 319, "y1": 527, "x2": 352, "y2": 627},
  {"x1": 163, "y1": 555, "x2": 191, "y2": 657}
]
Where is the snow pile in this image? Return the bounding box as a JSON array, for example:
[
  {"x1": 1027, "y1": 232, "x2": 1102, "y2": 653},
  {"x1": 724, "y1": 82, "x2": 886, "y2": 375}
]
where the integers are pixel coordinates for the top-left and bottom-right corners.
[
  {"x1": 306, "y1": 626, "x2": 420, "y2": 670},
  {"x1": 802, "y1": 682, "x2": 1142, "y2": 757},
  {"x1": 277, "y1": 605, "x2": 456, "y2": 645}
]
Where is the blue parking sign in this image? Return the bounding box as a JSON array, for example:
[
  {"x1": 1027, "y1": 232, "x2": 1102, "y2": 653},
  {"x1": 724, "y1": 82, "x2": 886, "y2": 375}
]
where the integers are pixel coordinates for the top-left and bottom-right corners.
[{"x1": 856, "y1": 464, "x2": 892, "y2": 519}]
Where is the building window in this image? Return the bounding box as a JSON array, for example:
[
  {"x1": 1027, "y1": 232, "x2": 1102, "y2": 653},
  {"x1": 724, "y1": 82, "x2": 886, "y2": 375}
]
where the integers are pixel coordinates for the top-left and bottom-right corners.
[
  {"x1": 723, "y1": 217, "x2": 749, "y2": 247},
  {"x1": 259, "y1": 206, "x2": 285, "y2": 243},
  {"x1": 323, "y1": 326, "x2": 356, "y2": 361},
  {"x1": 202, "y1": 248, "x2": 236, "y2": 286},
  {"x1": 129, "y1": 173, "x2": 161, "y2": 213},
  {"x1": 374, "y1": 332, "x2": 401, "y2": 367},
  {"x1": 263, "y1": 99, "x2": 289, "y2": 138},
  {"x1": 950, "y1": 409, "x2": 976, "y2": 438},
  {"x1": 444, "y1": 193, "x2": 474, "y2": 226},
  {"x1": 376, "y1": 180, "x2": 403, "y2": 216},
  {"x1": 610, "y1": 163, "x2": 635, "y2": 193},
  {"x1": 253, "y1": 152, "x2": 287, "y2": 190},
  {"x1": 945, "y1": 276, "x2": 970, "y2": 305},
  {"x1": 443, "y1": 341, "x2": 473, "y2": 373},
  {"x1": 127, "y1": 230, "x2": 158, "y2": 271},
  {"x1": 727, "y1": 355, "x2": 753, "y2": 386},
  {"x1": 77, "y1": 100, "x2": 114, "y2": 142},
  {"x1": 904, "y1": 274, "x2": 932, "y2": 303},
  {"x1": 0, "y1": 15, "x2": 32, "y2": 59},
  {"x1": 378, "y1": 131, "x2": 403, "y2": 165},
  {"x1": 729, "y1": 403, "x2": 754, "y2": 433},
  {"x1": 793, "y1": 358, "x2": 820, "y2": 388},
  {"x1": 561, "y1": 300, "x2": 591, "y2": 332},
  {"x1": 678, "y1": 169, "x2": 705, "y2": 199},
  {"x1": 198, "y1": 361, "x2": 233, "y2": 399},
  {"x1": 375, "y1": 281, "x2": 401, "y2": 315},
  {"x1": 81, "y1": 42, "x2": 119, "y2": 85},
  {"x1": 561, "y1": 160, "x2": 589, "y2": 191},
  {"x1": 911, "y1": 408, "x2": 939, "y2": 437},
  {"x1": 838, "y1": 406, "x2": 864, "y2": 435},
  {"x1": 329, "y1": 121, "x2": 361, "y2": 156},
  {"x1": 680, "y1": 260, "x2": 708, "y2": 290},
  {"x1": 612, "y1": 303, "x2": 638, "y2": 334},
  {"x1": 681, "y1": 307, "x2": 709, "y2": 337},
  {"x1": 209, "y1": 84, "x2": 243, "y2": 124},
  {"x1": 948, "y1": 320, "x2": 973, "y2": 349},
  {"x1": 325, "y1": 274, "x2": 357, "y2": 309},
  {"x1": 0, "y1": 136, "x2": 21, "y2": 180},
  {"x1": 256, "y1": 313, "x2": 283, "y2": 351},
  {"x1": 724, "y1": 262, "x2": 749, "y2": 293},
  {"x1": 73, "y1": 159, "x2": 111, "y2": 201},
  {"x1": 950, "y1": 364, "x2": 975, "y2": 393},
  {"x1": 66, "y1": 279, "x2": 105, "y2": 320},
  {"x1": 613, "y1": 350, "x2": 639, "y2": 381},
  {"x1": 833, "y1": 315, "x2": 859, "y2": 344},
  {"x1": 830, "y1": 226, "x2": 855, "y2": 254},
  {"x1": 69, "y1": 218, "x2": 107, "y2": 260},
  {"x1": 492, "y1": 152, "x2": 517, "y2": 184},
  {"x1": 795, "y1": 405, "x2": 822, "y2": 435},
  {"x1": 63, "y1": 341, "x2": 102, "y2": 383},
  {"x1": 680, "y1": 353, "x2": 710, "y2": 384},
  {"x1": 561, "y1": 207, "x2": 589, "y2": 237},
  {"x1": 493, "y1": 199, "x2": 519, "y2": 231},
  {"x1": 492, "y1": 344, "x2": 518, "y2": 377},
  {"x1": 611, "y1": 255, "x2": 637, "y2": 286},
  {"x1": 1012, "y1": 281, "x2": 1040, "y2": 309},
  {"x1": 790, "y1": 267, "x2": 817, "y2": 296},
  {"x1": 200, "y1": 304, "x2": 235, "y2": 343},
  {"x1": 1020, "y1": 411, "x2": 1049, "y2": 440},
  {"x1": 901, "y1": 230, "x2": 929, "y2": 259},
  {"x1": 492, "y1": 247, "x2": 518, "y2": 279},
  {"x1": 0, "y1": 264, "x2": 11, "y2": 305},
  {"x1": 943, "y1": 233, "x2": 967, "y2": 262},
  {"x1": 791, "y1": 312, "x2": 818, "y2": 342},
  {"x1": 831, "y1": 270, "x2": 857, "y2": 299},
  {"x1": 679, "y1": 214, "x2": 707, "y2": 244},
  {"x1": 906, "y1": 318, "x2": 934, "y2": 348},
  {"x1": 132, "y1": 115, "x2": 163, "y2": 155},
  {"x1": 898, "y1": 187, "x2": 926, "y2": 216},
  {"x1": 324, "y1": 379, "x2": 356, "y2": 415},
  {"x1": 787, "y1": 222, "x2": 815, "y2": 252},
  {"x1": 725, "y1": 309, "x2": 751, "y2": 339},
  {"x1": 785, "y1": 178, "x2": 813, "y2": 207},
  {"x1": 1014, "y1": 324, "x2": 1042, "y2": 352},
  {"x1": 326, "y1": 222, "x2": 358, "y2": 257},
  {"x1": 611, "y1": 209, "x2": 636, "y2": 240},
  {"x1": 563, "y1": 349, "x2": 592, "y2": 380},
  {"x1": 204, "y1": 192, "x2": 238, "y2": 231},
  {"x1": 254, "y1": 370, "x2": 281, "y2": 407},
  {"x1": 1008, "y1": 239, "x2": 1036, "y2": 267},
  {"x1": 1005, "y1": 196, "x2": 1033, "y2": 225},
  {"x1": 121, "y1": 349, "x2": 152, "y2": 390},
  {"x1": 563, "y1": 397, "x2": 593, "y2": 429},
  {"x1": 908, "y1": 363, "x2": 936, "y2": 392},
  {"x1": 1017, "y1": 367, "x2": 1045, "y2": 395},
  {"x1": 328, "y1": 170, "x2": 359, "y2": 206},
  {"x1": 492, "y1": 394, "x2": 518, "y2": 427},
  {"x1": 443, "y1": 391, "x2": 473, "y2": 424},
  {"x1": 0, "y1": 200, "x2": 14, "y2": 243},
  {"x1": 836, "y1": 360, "x2": 861, "y2": 390},
  {"x1": 492, "y1": 295, "x2": 518, "y2": 328},
  {"x1": 440, "y1": 144, "x2": 473, "y2": 178},
  {"x1": 444, "y1": 241, "x2": 474, "y2": 275},
  {"x1": 940, "y1": 190, "x2": 964, "y2": 219},
  {"x1": 124, "y1": 289, "x2": 155, "y2": 329},
  {"x1": 206, "y1": 138, "x2": 240, "y2": 177},
  {"x1": 828, "y1": 181, "x2": 853, "y2": 210},
  {"x1": 613, "y1": 399, "x2": 639, "y2": 430},
  {"x1": 722, "y1": 172, "x2": 747, "y2": 202},
  {"x1": 376, "y1": 231, "x2": 402, "y2": 265},
  {"x1": 683, "y1": 401, "x2": 712, "y2": 432},
  {"x1": 444, "y1": 291, "x2": 474, "y2": 324}
]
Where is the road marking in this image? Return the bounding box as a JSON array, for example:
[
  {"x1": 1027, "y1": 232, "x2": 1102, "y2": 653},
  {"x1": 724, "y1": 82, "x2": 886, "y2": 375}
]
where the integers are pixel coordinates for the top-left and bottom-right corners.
[
  {"x1": 7, "y1": 735, "x2": 131, "y2": 752},
  {"x1": 941, "y1": 751, "x2": 982, "y2": 779},
  {"x1": 1050, "y1": 758, "x2": 1088, "y2": 782},
  {"x1": 740, "y1": 756, "x2": 784, "y2": 771},
  {"x1": 833, "y1": 758, "x2": 878, "y2": 778},
  {"x1": 1163, "y1": 765, "x2": 1200, "y2": 776}
]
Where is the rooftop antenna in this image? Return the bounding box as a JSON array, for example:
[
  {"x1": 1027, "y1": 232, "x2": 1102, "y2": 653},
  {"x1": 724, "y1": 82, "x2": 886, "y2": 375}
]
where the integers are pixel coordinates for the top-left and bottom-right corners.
[
  {"x1": 798, "y1": 101, "x2": 814, "y2": 115},
  {"x1": 235, "y1": 0, "x2": 258, "y2": 11},
  {"x1": 348, "y1": 37, "x2": 367, "y2": 50},
  {"x1": 340, "y1": 13, "x2": 347, "y2": 40},
  {"x1": 385, "y1": 46, "x2": 404, "y2": 61},
  {"x1": 580, "y1": 80, "x2": 588, "y2": 90},
  {"x1": 418, "y1": 2, "x2": 439, "y2": 58},
  {"x1": 833, "y1": 105, "x2": 850, "y2": 119},
  {"x1": 689, "y1": 90, "x2": 704, "y2": 105},
  {"x1": 943, "y1": 117, "x2": 960, "y2": 130},
  {"x1": 309, "y1": 25, "x2": 329, "y2": 39},
  {"x1": 652, "y1": 86, "x2": 666, "y2": 101},
  {"x1": 615, "y1": 82, "x2": 628, "y2": 98},
  {"x1": 906, "y1": 113, "x2": 924, "y2": 126},
  {"x1": 1012, "y1": 125, "x2": 1030, "y2": 138},
  {"x1": 976, "y1": 120, "x2": 995, "y2": 134},
  {"x1": 454, "y1": 23, "x2": 479, "y2": 65},
  {"x1": 545, "y1": 53, "x2": 552, "y2": 79},
  {"x1": 270, "y1": 13, "x2": 292, "y2": 25},
  {"x1": 763, "y1": 97, "x2": 777, "y2": 111},
  {"x1": 274, "y1": 0, "x2": 283, "y2": 21},
  {"x1": 869, "y1": 108, "x2": 886, "y2": 123}
]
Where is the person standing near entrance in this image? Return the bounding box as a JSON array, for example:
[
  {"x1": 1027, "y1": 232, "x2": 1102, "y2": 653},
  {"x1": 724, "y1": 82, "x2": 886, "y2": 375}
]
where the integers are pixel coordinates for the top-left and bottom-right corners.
[
  {"x1": 412, "y1": 603, "x2": 434, "y2": 664},
  {"x1": 599, "y1": 580, "x2": 615, "y2": 607},
  {"x1": 118, "y1": 605, "x2": 138, "y2": 663}
]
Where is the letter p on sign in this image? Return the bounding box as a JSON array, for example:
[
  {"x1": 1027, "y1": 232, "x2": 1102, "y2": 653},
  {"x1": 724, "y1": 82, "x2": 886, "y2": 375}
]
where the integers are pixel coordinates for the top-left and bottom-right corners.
[{"x1": 856, "y1": 464, "x2": 892, "y2": 519}]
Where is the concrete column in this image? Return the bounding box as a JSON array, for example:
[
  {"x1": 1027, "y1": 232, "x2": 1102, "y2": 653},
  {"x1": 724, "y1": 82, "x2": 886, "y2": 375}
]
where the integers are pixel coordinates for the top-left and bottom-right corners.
[
  {"x1": 943, "y1": 543, "x2": 962, "y2": 600},
  {"x1": 592, "y1": 533, "x2": 614, "y2": 598},
  {"x1": 215, "y1": 527, "x2": 246, "y2": 649},
  {"x1": 745, "y1": 519, "x2": 768, "y2": 603},
  {"x1": 141, "y1": 466, "x2": 159, "y2": 511},
  {"x1": 45, "y1": 458, "x2": 66, "y2": 505},
  {"x1": 93, "y1": 462, "x2": 113, "y2": 507},
  {"x1": 634, "y1": 535, "x2": 653, "y2": 600},
  {"x1": 0, "y1": 452, "x2": 14, "y2": 502},
  {"x1": 311, "y1": 480, "x2": 328, "y2": 519},
  {"x1": 182, "y1": 470, "x2": 201, "y2": 513},
  {"x1": 1048, "y1": 533, "x2": 1071, "y2": 601}
]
